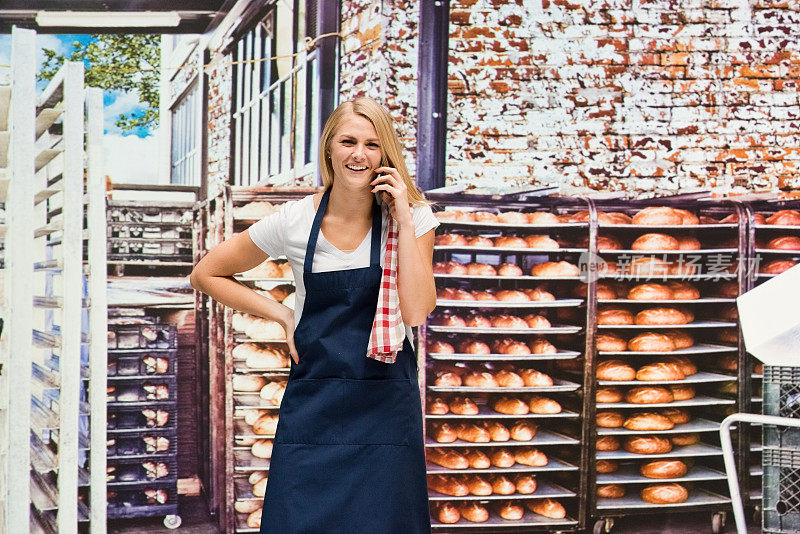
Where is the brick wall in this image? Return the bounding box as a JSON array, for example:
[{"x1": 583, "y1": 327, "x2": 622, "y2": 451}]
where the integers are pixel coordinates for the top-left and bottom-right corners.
[
  {"x1": 447, "y1": 0, "x2": 800, "y2": 195},
  {"x1": 339, "y1": 0, "x2": 420, "y2": 178},
  {"x1": 206, "y1": 50, "x2": 233, "y2": 200}
]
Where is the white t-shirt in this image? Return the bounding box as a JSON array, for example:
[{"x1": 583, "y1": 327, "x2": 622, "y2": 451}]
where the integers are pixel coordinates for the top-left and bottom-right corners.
[{"x1": 247, "y1": 194, "x2": 440, "y2": 341}]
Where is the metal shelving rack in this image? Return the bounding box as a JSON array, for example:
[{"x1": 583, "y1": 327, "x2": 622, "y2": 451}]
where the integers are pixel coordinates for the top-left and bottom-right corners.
[
  {"x1": 20, "y1": 52, "x2": 107, "y2": 534},
  {"x1": 584, "y1": 196, "x2": 747, "y2": 534},
  {"x1": 423, "y1": 188, "x2": 589, "y2": 532},
  {"x1": 741, "y1": 197, "x2": 800, "y2": 528},
  {"x1": 196, "y1": 185, "x2": 317, "y2": 533}
]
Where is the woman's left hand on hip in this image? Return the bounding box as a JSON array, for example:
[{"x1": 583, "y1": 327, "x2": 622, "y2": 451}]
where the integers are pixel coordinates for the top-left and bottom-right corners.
[{"x1": 371, "y1": 167, "x2": 413, "y2": 227}]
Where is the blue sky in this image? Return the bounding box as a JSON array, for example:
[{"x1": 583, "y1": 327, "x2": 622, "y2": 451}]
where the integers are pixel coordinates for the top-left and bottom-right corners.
[{"x1": 0, "y1": 33, "x2": 160, "y2": 183}]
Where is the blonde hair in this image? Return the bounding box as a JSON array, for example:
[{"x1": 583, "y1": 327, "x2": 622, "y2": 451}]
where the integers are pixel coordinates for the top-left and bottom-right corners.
[{"x1": 318, "y1": 97, "x2": 429, "y2": 205}]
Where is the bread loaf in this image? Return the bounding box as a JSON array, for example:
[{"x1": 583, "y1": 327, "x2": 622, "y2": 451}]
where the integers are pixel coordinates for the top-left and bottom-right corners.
[
  {"x1": 597, "y1": 360, "x2": 636, "y2": 381},
  {"x1": 426, "y1": 448, "x2": 469, "y2": 469},
  {"x1": 640, "y1": 460, "x2": 688, "y2": 479},
  {"x1": 623, "y1": 412, "x2": 675, "y2": 431},
  {"x1": 489, "y1": 448, "x2": 516, "y2": 468},
  {"x1": 625, "y1": 386, "x2": 675, "y2": 404},
  {"x1": 492, "y1": 397, "x2": 529, "y2": 415},
  {"x1": 597, "y1": 484, "x2": 625, "y2": 499},
  {"x1": 458, "y1": 502, "x2": 489, "y2": 522},
  {"x1": 528, "y1": 395, "x2": 562, "y2": 414},
  {"x1": 514, "y1": 447, "x2": 548, "y2": 467},
  {"x1": 435, "y1": 502, "x2": 460, "y2": 524},
  {"x1": 527, "y1": 499, "x2": 566, "y2": 519},
  {"x1": 428, "y1": 474, "x2": 469, "y2": 497},
  {"x1": 623, "y1": 436, "x2": 673, "y2": 454},
  {"x1": 641, "y1": 483, "x2": 689, "y2": 504},
  {"x1": 496, "y1": 500, "x2": 525, "y2": 520}
]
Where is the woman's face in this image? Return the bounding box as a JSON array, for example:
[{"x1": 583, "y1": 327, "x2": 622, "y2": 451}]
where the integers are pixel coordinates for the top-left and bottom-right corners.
[{"x1": 328, "y1": 113, "x2": 383, "y2": 189}]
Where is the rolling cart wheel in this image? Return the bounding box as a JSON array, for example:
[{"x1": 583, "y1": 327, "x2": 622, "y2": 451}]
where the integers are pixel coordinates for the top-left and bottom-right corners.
[
  {"x1": 163, "y1": 515, "x2": 182, "y2": 529},
  {"x1": 753, "y1": 505, "x2": 762, "y2": 524},
  {"x1": 593, "y1": 518, "x2": 614, "y2": 534},
  {"x1": 711, "y1": 511, "x2": 725, "y2": 534}
]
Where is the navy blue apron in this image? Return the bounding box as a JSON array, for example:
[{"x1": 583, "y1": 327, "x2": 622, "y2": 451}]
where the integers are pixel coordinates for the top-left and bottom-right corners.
[{"x1": 259, "y1": 188, "x2": 431, "y2": 534}]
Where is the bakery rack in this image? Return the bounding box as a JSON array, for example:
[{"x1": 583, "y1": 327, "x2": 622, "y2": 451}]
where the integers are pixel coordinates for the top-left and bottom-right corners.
[
  {"x1": 423, "y1": 188, "x2": 591, "y2": 532},
  {"x1": 0, "y1": 37, "x2": 109, "y2": 534},
  {"x1": 196, "y1": 185, "x2": 317, "y2": 533},
  {"x1": 742, "y1": 197, "x2": 800, "y2": 532},
  {"x1": 584, "y1": 195, "x2": 748, "y2": 534}
]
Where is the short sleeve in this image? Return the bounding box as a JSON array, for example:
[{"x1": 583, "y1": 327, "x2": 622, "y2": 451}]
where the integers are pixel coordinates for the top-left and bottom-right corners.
[
  {"x1": 412, "y1": 203, "x2": 440, "y2": 238},
  {"x1": 247, "y1": 202, "x2": 291, "y2": 258}
]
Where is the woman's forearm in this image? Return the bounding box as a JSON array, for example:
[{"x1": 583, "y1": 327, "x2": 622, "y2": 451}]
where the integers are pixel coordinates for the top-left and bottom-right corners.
[
  {"x1": 191, "y1": 273, "x2": 292, "y2": 326},
  {"x1": 396, "y1": 222, "x2": 436, "y2": 326}
]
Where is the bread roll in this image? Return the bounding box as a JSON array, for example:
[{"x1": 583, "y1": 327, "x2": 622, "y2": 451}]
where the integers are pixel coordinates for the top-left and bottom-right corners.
[
  {"x1": 673, "y1": 209, "x2": 699, "y2": 225},
  {"x1": 641, "y1": 483, "x2": 689, "y2": 504},
  {"x1": 528, "y1": 211, "x2": 561, "y2": 224},
  {"x1": 524, "y1": 234, "x2": 560, "y2": 249},
  {"x1": 628, "y1": 283, "x2": 673, "y2": 301},
  {"x1": 761, "y1": 259, "x2": 798, "y2": 274},
  {"x1": 434, "y1": 372, "x2": 462, "y2": 387},
  {"x1": 435, "y1": 234, "x2": 468, "y2": 246},
  {"x1": 492, "y1": 397, "x2": 530, "y2": 415},
  {"x1": 670, "y1": 433, "x2": 700, "y2": 446},
  {"x1": 529, "y1": 338, "x2": 558, "y2": 354},
  {"x1": 632, "y1": 233, "x2": 679, "y2": 251},
  {"x1": 492, "y1": 338, "x2": 531, "y2": 355},
  {"x1": 596, "y1": 436, "x2": 621, "y2": 451},
  {"x1": 628, "y1": 332, "x2": 676, "y2": 352},
  {"x1": 472, "y1": 211, "x2": 499, "y2": 223},
  {"x1": 766, "y1": 236, "x2": 800, "y2": 250},
  {"x1": 464, "y1": 474, "x2": 493, "y2": 496},
  {"x1": 426, "y1": 448, "x2": 469, "y2": 469},
  {"x1": 597, "y1": 360, "x2": 636, "y2": 381},
  {"x1": 510, "y1": 421, "x2": 538, "y2": 441},
  {"x1": 432, "y1": 423, "x2": 458, "y2": 443},
  {"x1": 251, "y1": 439, "x2": 273, "y2": 459},
  {"x1": 514, "y1": 447, "x2": 548, "y2": 467},
  {"x1": 632, "y1": 207, "x2": 684, "y2": 225},
  {"x1": 497, "y1": 262, "x2": 524, "y2": 276},
  {"x1": 427, "y1": 340, "x2": 455, "y2": 354},
  {"x1": 246, "y1": 509, "x2": 263, "y2": 528},
  {"x1": 598, "y1": 307, "x2": 635, "y2": 325},
  {"x1": 660, "y1": 356, "x2": 697, "y2": 376},
  {"x1": 665, "y1": 281, "x2": 700, "y2": 300},
  {"x1": 464, "y1": 371, "x2": 499, "y2": 388},
  {"x1": 528, "y1": 395, "x2": 562, "y2": 414},
  {"x1": 634, "y1": 307, "x2": 689, "y2": 325},
  {"x1": 496, "y1": 370, "x2": 525, "y2": 388},
  {"x1": 636, "y1": 362, "x2": 685, "y2": 381},
  {"x1": 625, "y1": 386, "x2": 674, "y2": 404},
  {"x1": 640, "y1": 460, "x2": 688, "y2": 479},
  {"x1": 597, "y1": 387, "x2": 624, "y2": 403},
  {"x1": 597, "y1": 484, "x2": 626, "y2": 499},
  {"x1": 465, "y1": 314, "x2": 492, "y2": 328},
  {"x1": 234, "y1": 500, "x2": 261, "y2": 514},
  {"x1": 606, "y1": 212, "x2": 634, "y2": 224},
  {"x1": 432, "y1": 314, "x2": 467, "y2": 327},
  {"x1": 490, "y1": 314, "x2": 528, "y2": 329},
  {"x1": 623, "y1": 412, "x2": 675, "y2": 431},
  {"x1": 463, "y1": 449, "x2": 491, "y2": 469},
  {"x1": 527, "y1": 499, "x2": 566, "y2": 519},
  {"x1": 473, "y1": 290, "x2": 497, "y2": 301},
  {"x1": 669, "y1": 385, "x2": 696, "y2": 401},
  {"x1": 596, "y1": 410, "x2": 625, "y2": 428},
  {"x1": 253, "y1": 414, "x2": 278, "y2": 435},
  {"x1": 490, "y1": 448, "x2": 516, "y2": 468},
  {"x1": 512, "y1": 474, "x2": 537, "y2": 494},
  {"x1": 767, "y1": 209, "x2": 800, "y2": 226},
  {"x1": 530, "y1": 261, "x2": 580, "y2": 277},
  {"x1": 456, "y1": 423, "x2": 491, "y2": 443},
  {"x1": 663, "y1": 330, "x2": 695, "y2": 350},
  {"x1": 596, "y1": 333, "x2": 628, "y2": 352},
  {"x1": 660, "y1": 408, "x2": 691, "y2": 424},
  {"x1": 481, "y1": 420, "x2": 511, "y2": 442},
  {"x1": 458, "y1": 340, "x2": 491, "y2": 354},
  {"x1": 450, "y1": 396, "x2": 479, "y2": 415},
  {"x1": 435, "y1": 502, "x2": 461, "y2": 524},
  {"x1": 489, "y1": 475, "x2": 517, "y2": 495},
  {"x1": 467, "y1": 262, "x2": 497, "y2": 276},
  {"x1": 253, "y1": 477, "x2": 268, "y2": 498},
  {"x1": 597, "y1": 459, "x2": 619, "y2": 473},
  {"x1": 520, "y1": 369, "x2": 554, "y2": 387},
  {"x1": 493, "y1": 236, "x2": 527, "y2": 248},
  {"x1": 524, "y1": 287, "x2": 556, "y2": 301},
  {"x1": 624, "y1": 436, "x2": 673, "y2": 454},
  {"x1": 233, "y1": 375, "x2": 267, "y2": 392},
  {"x1": 458, "y1": 502, "x2": 489, "y2": 523},
  {"x1": 676, "y1": 236, "x2": 702, "y2": 250},
  {"x1": 427, "y1": 474, "x2": 469, "y2": 497}
]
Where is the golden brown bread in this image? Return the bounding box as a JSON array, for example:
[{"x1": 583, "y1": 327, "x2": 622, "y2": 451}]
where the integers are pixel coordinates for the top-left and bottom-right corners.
[
  {"x1": 465, "y1": 314, "x2": 491, "y2": 328},
  {"x1": 496, "y1": 370, "x2": 525, "y2": 388},
  {"x1": 628, "y1": 332, "x2": 676, "y2": 352},
  {"x1": 490, "y1": 475, "x2": 517, "y2": 495},
  {"x1": 524, "y1": 234, "x2": 560, "y2": 249},
  {"x1": 673, "y1": 209, "x2": 700, "y2": 225},
  {"x1": 632, "y1": 207, "x2": 684, "y2": 225},
  {"x1": 436, "y1": 233, "x2": 469, "y2": 246},
  {"x1": 529, "y1": 337, "x2": 558, "y2": 354},
  {"x1": 458, "y1": 501, "x2": 489, "y2": 522},
  {"x1": 246, "y1": 509, "x2": 262, "y2": 528},
  {"x1": 766, "y1": 236, "x2": 800, "y2": 250},
  {"x1": 450, "y1": 396, "x2": 479, "y2": 415},
  {"x1": 492, "y1": 338, "x2": 531, "y2": 355},
  {"x1": 767, "y1": 209, "x2": 800, "y2": 226},
  {"x1": 627, "y1": 256, "x2": 671, "y2": 276},
  {"x1": 660, "y1": 408, "x2": 691, "y2": 424},
  {"x1": 464, "y1": 372, "x2": 499, "y2": 388},
  {"x1": 760, "y1": 259, "x2": 798, "y2": 274},
  {"x1": 596, "y1": 436, "x2": 621, "y2": 451},
  {"x1": 663, "y1": 330, "x2": 695, "y2": 350},
  {"x1": 597, "y1": 459, "x2": 619, "y2": 473},
  {"x1": 520, "y1": 369, "x2": 554, "y2": 387},
  {"x1": 641, "y1": 483, "x2": 689, "y2": 504},
  {"x1": 434, "y1": 372, "x2": 462, "y2": 387},
  {"x1": 492, "y1": 397, "x2": 530, "y2": 415},
  {"x1": 597, "y1": 360, "x2": 636, "y2": 381},
  {"x1": 464, "y1": 474, "x2": 493, "y2": 496},
  {"x1": 426, "y1": 448, "x2": 470, "y2": 469},
  {"x1": 660, "y1": 356, "x2": 697, "y2": 376},
  {"x1": 467, "y1": 262, "x2": 497, "y2": 276},
  {"x1": 513, "y1": 474, "x2": 537, "y2": 494},
  {"x1": 456, "y1": 423, "x2": 491, "y2": 443},
  {"x1": 636, "y1": 362, "x2": 685, "y2": 381},
  {"x1": 640, "y1": 460, "x2": 688, "y2": 479},
  {"x1": 463, "y1": 448, "x2": 491, "y2": 469},
  {"x1": 458, "y1": 340, "x2": 491, "y2": 354},
  {"x1": 527, "y1": 499, "x2": 566, "y2": 519},
  {"x1": 490, "y1": 314, "x2": 529, "y2": 329},
  {"x1": 670, "y1": 433, "x2": 700, "y2": 446},
  {"x1": 623, "y1": 412, "x2": 675, "y2": 431},
  {"x1": 625, "y1": 387, "x2": 675, "y2": 404},
  {"x1": 427, "y1": 474, "x2": 469, "y2": 497},
  {"x1": 432, "y1": 422, "x2": 458, "y2": 443},
  {"x1": 524, "y1": 314, "x2": 552, "y2": 329},
  {"x1": 597, "y1": 387, "x2": 624, "y2": 403},
  {"x1": 466, "y1": 235, "x2": 495, "y2": 248},
  {"x1": 597, "y1": 484, "x2": 626, "y2": 499},
  {"x1": 596, "y1": 410, "x2": 625, "y2": 428},
  {"x1": 634, "y1": 307, "x2": 690, "y2": 325},
  {"x1": 514, "y1": 447, "x2": 548, "y2": 467},
  {"x1": 528, "y1": 211, "x2": 562, "y2": 224},
  {"x1": 669, "y1": 385, "x2": 696, "y2": 401},
  {"x1": 509, "y1": 421, "x2": 538, "y2": 441},
  {"x1": 596, "y1": 333, "x2": 629, "y2": 352},
  {"x1": 632, "y1": 233, "x2": 680, "y2": 251},
  {"x1": 598, "y1": 307, "x2": 635, "y2": 325},
  {"x1": 427, "y1": 340, "x2": 455, "y2": 354},
  {"x1": 624, "y1": 436, "x2": 673, "y2": 454},
  {"x1": 530, "y1": 261, "x2": 581, "y2": 277},
  {"x1": 494, "y1": 236, "x2": 528, "y2": 248},
  {"x1": 489, "y1": 448, "x2": 516, "y2": 468},
  {"x1": 495, "y1": 289, "x2": 529, "y2": 302},
  {"x1": 528, "y1": 395, "x2": 562, "y2": 414},
  {"x1": 435, "y1": 502, "x2": 461, "y2": 524},
  {"x1": 481, "y1": 421, "x2": 511, "y2": 442},
  {"x1": 665, "y1": 281, "x2": 700, "y2": 300}
]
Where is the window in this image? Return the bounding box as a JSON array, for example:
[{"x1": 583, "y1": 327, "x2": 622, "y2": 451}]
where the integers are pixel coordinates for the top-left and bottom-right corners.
[
  {"x1": 231, "y1": 0, "x2": 326, "y2": 187},
  {"x1": 170, "y1": 81, "x2": 201, "y2": 185}
]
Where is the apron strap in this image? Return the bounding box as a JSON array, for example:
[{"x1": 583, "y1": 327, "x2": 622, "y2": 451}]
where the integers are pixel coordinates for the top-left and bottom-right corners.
[{"x1": 304, "y1": 188, "x2": 383, "y2": 273}]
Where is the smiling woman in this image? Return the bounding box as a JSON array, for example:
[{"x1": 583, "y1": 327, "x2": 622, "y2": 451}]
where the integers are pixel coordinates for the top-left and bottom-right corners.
[{"x1": 190, "y1": 97, "x2": 437, "y2": 534}]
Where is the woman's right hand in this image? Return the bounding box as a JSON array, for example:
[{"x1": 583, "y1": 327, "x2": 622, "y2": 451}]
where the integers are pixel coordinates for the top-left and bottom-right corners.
[{"x1": 277, "y1": 306, "x2": 299, "y2": 364}]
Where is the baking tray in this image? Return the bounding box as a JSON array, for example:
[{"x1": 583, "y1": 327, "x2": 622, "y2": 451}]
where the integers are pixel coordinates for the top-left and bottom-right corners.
[
  {"x1": 428, "y1": 378, "x2": 580, "y2": 394},
  {"x1": 233, "y1": 449, "x2": 271, "y2": 472},
  {"x1": 596, "y1": 418, "x2": 720, "y2": 436},
  {"x1": 598, "y1": 394, "x2": 735, "y2": 409},
  {"x1": 428, "y1": 325, "x2": 582, "y2": 335},
  {"x1": 598, "y1": 344, "x2": 737, "y2": 356},
  {"x1": 751, "y1": 442, "x2": 763, "y2": 452},
  {"x1": 428, "y1": 350, "x2": 581, "y2": 362},
  {"x1": 750, "y1": 465, "x2": 763, "y2": 477},
  {"x1": 597, "y1": 371, "x2": 736, "y2": 386},
  {"x1": 754, "y1": 224, "x2": 800, "y2": 231},
  {"x1": 426, "y1": 457, "x2": 578, "y2": 475},
  {"x1": 598, "y1": 298, "x2": 735, "y2": 304},
  {"x1": 596, "y1": 321, "x2": 737, "y2": 330},
  {"x1": 435, "y1": 246, "x2": 586, "y2": 254},
  {"x1": 436, "y1": 299, "x2": 584, "y2": 308},
  {"x1": 598, "y1": 223, "x2": 738, "y2": 230},
  {"x1": 234, "y1": 420, "x2": 275, "y2": 440},
  {"x1": 233, "y1": 364, "x2": 290, "y2": 375},
  {"x1": 596, "y1": 464, "x2": 727, "y2": 485},
  {"x1": 426, "y1": 428, "x2": 579, "y2": 448},
  {"x1": 435, "y1": 220, "x2": 587, "y2": 229},
  {"x1": 599, "y1": 274, "x2": 738, "y2": 280},
  {"x1": 234, "y1": 275, "x2": 293, "y2": 282},
  {"x1": 599, "y1": 248, "x2": 737, "y2": 255},
  {"x1": 435, "y1": 273, "x2": 582, "y2": 282},
  {"x1": 754, "y1": 248, "x2": 800, "y2": 255},
  {"x1": 234, "y1": 336, "x2": 287, "y2": 344},
  {"x1": 431, "y1": 510, "x2": 578, "y2": 529},
  {"x1": 597, "y1": 442, "x2": 722, "y2": 460},
  {"x1": 426, "y1": 405, "x2": 579, "y2": 420},
  {"x1": 427, "y1": 479, "x2": 576, "y2": 501},
  {"x1": 233, "y1": 393, "x2": 281, "y2": 410},
  {"x1": 596, "y1": 488, "x2": 730, "y2": 511},
  {"x1": 234, "y1": 514, "x2": 261, "y2": 533}
]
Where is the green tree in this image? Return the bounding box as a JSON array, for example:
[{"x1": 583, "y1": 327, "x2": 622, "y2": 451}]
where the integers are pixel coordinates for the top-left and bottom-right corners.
[{"x1": 38, "y1": 34, "x2": 160, "y2": 132}]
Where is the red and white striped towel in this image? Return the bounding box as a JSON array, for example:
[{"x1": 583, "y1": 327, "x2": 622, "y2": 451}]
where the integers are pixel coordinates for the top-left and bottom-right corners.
[{"x1": 367, "y1": 214, "x2": 404, "y2": 363}]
